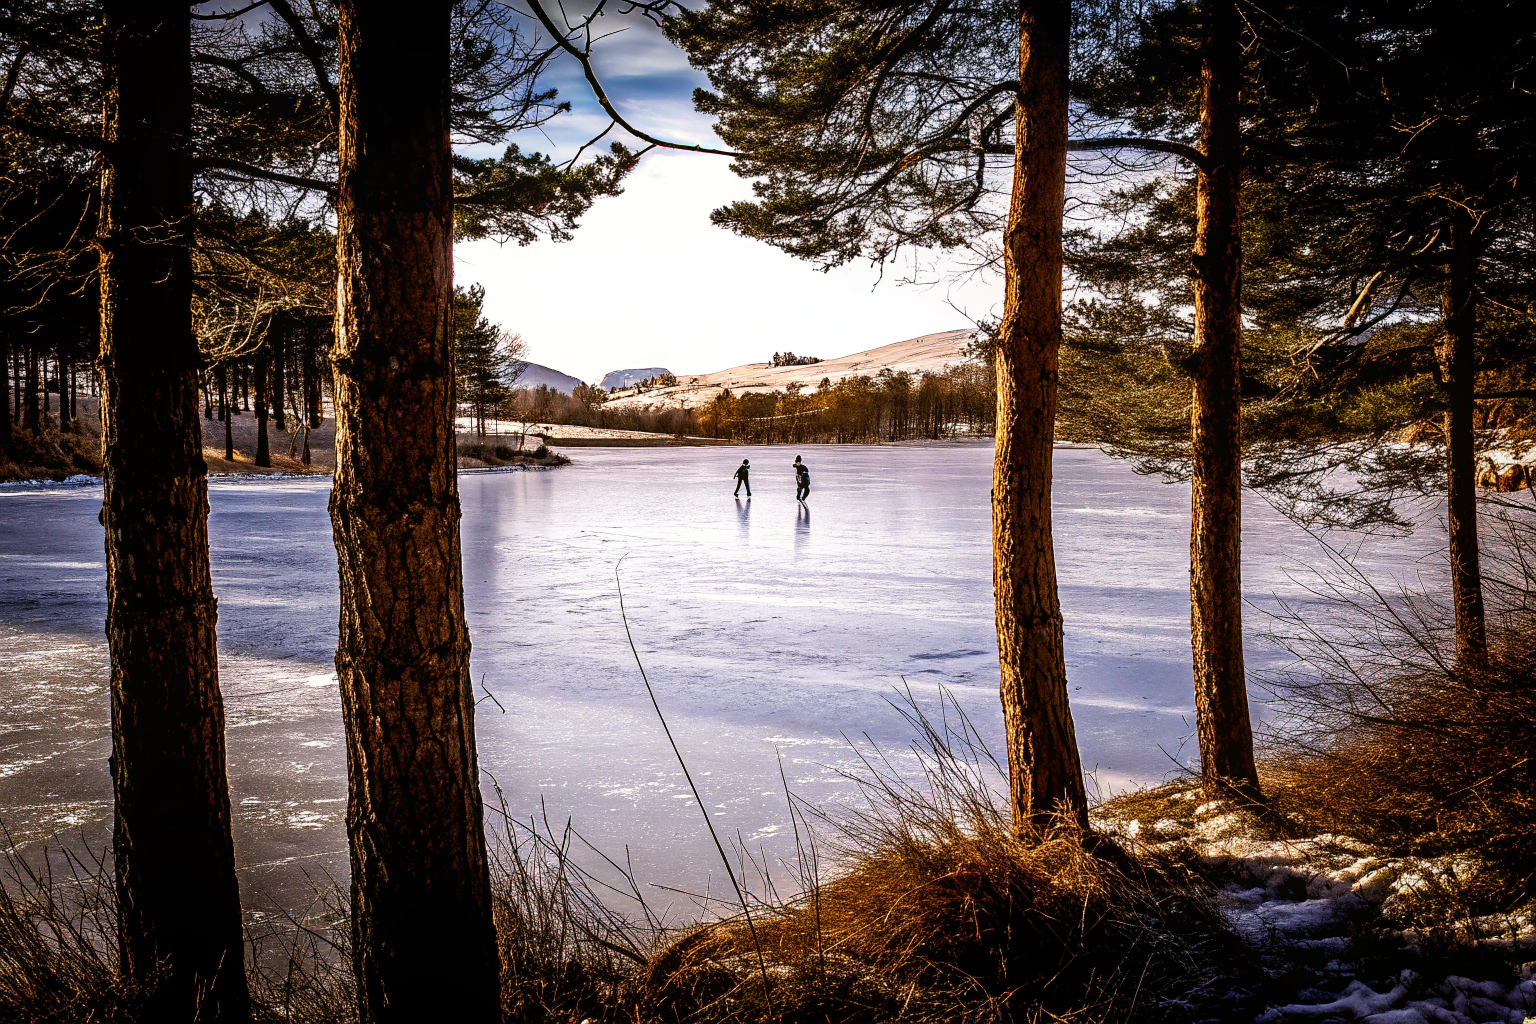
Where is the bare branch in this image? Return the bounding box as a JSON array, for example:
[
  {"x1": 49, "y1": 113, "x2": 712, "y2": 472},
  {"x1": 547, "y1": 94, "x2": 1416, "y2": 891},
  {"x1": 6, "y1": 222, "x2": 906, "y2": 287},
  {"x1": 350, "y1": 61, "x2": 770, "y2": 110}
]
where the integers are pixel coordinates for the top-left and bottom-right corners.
[
  {"x1": 1066, "y1": 136, "x2": 1209, "y2": 172},
  {"x1": 191, "y1": 1, "x2": 271, "y2": 20},
  {"x1": 520, "y1": 0, "x2": 743, "y2": 157},
  {"x1": 267, "y1": 0, "x2": 339, "y2": 121},
  {"x1": 192, "y1": 156, "x2": 336, "y2": 195}
]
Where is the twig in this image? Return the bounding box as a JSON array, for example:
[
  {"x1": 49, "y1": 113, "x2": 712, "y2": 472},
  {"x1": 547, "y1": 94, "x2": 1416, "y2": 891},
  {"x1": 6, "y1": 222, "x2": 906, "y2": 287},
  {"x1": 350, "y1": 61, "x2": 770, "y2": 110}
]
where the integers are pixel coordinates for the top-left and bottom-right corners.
[{"x1": 613, "y1": 559, "x2": 775, "y2": 1013}]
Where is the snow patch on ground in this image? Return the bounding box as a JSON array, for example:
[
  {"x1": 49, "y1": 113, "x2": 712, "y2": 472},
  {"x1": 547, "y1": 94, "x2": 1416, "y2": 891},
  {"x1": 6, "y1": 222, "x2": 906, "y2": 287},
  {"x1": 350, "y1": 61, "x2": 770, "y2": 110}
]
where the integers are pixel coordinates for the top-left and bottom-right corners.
[
  {"x1": 1099, "y1": 794, "x2": 1536, "y2": 1023},
  {"x1": 0, "y1": 473, "x2": 102, "y2": 489}
]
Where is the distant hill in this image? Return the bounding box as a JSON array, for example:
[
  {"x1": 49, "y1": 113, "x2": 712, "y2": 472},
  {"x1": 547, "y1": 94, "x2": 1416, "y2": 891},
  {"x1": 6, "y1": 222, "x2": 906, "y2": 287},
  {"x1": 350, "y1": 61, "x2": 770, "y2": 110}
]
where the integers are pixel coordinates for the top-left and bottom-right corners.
[
  {"x1": 601, "y1": 367, "x2": 672, "y2": 391},
  {"x1": 515, "y1": 361, "x2": 584, "y2": 394},
  {"x1": 602, "y1": 329, "x2": 976, "y2": 411}
]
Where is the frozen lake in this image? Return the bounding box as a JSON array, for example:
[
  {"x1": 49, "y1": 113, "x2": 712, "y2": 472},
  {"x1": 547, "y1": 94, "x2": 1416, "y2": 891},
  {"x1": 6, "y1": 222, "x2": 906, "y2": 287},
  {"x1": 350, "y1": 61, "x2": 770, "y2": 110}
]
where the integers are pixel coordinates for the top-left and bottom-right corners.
[{"x1": 0, "y1": 444, "x2": 1449, "y2": 913}]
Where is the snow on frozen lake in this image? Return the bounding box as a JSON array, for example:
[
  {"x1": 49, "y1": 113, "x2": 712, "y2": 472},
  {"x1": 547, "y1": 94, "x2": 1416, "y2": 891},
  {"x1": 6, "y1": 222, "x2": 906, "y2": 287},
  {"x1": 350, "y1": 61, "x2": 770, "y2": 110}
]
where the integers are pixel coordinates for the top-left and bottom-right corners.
[{"x1": 0, "y1": 443, "x2": 1450, "y2": 913}]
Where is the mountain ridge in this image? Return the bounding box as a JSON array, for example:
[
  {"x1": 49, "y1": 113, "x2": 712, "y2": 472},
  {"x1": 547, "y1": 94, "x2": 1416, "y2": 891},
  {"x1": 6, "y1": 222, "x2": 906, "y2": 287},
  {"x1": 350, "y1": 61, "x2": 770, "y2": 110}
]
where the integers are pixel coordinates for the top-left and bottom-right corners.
[{"x1": 601, "y1": 329, "x2": 977, "y2": 411}]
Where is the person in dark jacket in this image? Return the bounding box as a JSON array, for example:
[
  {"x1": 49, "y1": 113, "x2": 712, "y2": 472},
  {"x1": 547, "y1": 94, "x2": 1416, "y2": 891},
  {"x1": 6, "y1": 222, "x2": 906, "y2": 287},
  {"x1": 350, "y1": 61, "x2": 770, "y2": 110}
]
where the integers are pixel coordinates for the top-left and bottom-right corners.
[
  {"x1": 794, "y1": 455, "x2": 809, "y2": 502},
  {"x1": 733, "y1": 458, "x2": 751, "y2": 496}
]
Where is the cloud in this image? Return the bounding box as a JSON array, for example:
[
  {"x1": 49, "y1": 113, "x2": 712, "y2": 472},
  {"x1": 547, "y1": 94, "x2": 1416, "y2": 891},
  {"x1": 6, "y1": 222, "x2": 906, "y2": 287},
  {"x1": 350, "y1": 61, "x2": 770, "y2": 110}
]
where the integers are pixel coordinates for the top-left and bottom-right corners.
[{"x1": 458, "y1": 7, "x2": 1002, "y2": 382}]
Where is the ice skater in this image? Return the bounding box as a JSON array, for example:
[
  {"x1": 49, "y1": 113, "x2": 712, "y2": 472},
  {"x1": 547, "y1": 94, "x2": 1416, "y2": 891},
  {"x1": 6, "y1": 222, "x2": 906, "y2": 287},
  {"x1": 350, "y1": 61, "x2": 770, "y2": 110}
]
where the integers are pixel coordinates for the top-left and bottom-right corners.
[
  {"x1": 733, "y1": 458, "x2": 752, "y2": 497},
  {"x1": 793, "y1": 455, "x2": 810, "y2": 502}
]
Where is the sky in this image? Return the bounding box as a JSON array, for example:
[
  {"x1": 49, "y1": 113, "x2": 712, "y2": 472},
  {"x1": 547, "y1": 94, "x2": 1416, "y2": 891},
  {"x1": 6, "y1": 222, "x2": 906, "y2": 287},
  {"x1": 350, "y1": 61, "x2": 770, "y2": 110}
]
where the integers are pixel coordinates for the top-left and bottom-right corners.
[{"x1": 453, "y1": 12, "x2": 999, "y2": 384}]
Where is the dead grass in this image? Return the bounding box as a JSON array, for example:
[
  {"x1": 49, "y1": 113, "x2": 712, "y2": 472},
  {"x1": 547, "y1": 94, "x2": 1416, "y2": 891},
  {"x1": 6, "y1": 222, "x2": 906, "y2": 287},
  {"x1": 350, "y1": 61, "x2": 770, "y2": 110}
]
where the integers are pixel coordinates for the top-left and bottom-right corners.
[
  {"x1": 0, "y1": 423, "x2": 102, "y2": 483},
  {"x1": 0, "y1": 699, "x2": 1247, "y2": 1023},
  {"x1": 639, "y1": 693, "x2": 1246, "y2": 1024},
  {"x1": 1257, "y1": 514, "x2": 1536, "y2": 931}
]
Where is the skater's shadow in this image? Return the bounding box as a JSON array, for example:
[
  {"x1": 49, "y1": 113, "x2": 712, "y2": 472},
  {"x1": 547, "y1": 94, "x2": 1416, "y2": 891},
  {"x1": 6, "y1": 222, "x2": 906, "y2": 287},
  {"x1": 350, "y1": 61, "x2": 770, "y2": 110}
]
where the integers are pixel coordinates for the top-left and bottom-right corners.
[
  {"x1": 735, "y1": 496, "x2": 751, "y2": 541},
  {"x1": 794, "y1": 501, "x2": 809, "y2": 552}
]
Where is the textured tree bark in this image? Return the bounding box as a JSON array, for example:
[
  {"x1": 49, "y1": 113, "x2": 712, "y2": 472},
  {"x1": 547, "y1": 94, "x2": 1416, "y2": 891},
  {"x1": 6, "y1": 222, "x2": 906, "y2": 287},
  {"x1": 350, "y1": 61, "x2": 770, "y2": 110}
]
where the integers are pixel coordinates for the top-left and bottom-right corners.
[
  {"x1": 1441, "y1": 209, "x2": 1487, "y2": 668},
  {"x1": 98, "y1": 3, "x2": 249, "y2": 1020},
  {"x1": 254, "y1": 344, "x2": 270, "y2": 467},
  {"x1": 1188, "y1": 0, "x2": 1259, "y2": 797},
  {"x1": 994, "y1": 0, "x2": 1088, "y2": 835},
  {"x1": 331, "y1": 3, "x2": 502, "y2": 1020}
]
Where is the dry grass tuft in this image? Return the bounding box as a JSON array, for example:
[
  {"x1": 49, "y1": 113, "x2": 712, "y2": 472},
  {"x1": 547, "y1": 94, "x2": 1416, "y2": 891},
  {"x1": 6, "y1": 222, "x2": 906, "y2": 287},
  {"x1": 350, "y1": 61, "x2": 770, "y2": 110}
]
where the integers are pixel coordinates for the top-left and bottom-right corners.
[
  {"x1": 1259, "y1": 516, "x2": 1536, "y2": 928},
  {"x1": 0, "y1": 843, "x2": 128, "y2": 1023},
  {"x1": 0, "y1": 424, "x2": 103, "y2": 483},
  {"x1": 646, "y1": 692, "x2": 1245, "y2": 1023}
]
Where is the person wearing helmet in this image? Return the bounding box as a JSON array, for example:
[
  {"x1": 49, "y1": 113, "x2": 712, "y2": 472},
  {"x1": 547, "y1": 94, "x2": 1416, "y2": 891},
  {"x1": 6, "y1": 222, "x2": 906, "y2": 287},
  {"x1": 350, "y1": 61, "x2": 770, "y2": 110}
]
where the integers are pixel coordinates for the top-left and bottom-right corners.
[
  {"x1": 733, "y1": 458, "x2": 752, "y2": 496},
  {"x1": 793, "y1": 455, "x2": 810, "y2": 502}
]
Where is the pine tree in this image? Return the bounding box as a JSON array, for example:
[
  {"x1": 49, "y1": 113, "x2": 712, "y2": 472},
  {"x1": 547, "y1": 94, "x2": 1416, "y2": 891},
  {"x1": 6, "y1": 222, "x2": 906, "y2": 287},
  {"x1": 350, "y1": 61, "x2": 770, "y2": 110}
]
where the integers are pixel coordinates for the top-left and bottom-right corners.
[{"x1": 330, "y1": 3, "x2": 501, "y2": 1018}]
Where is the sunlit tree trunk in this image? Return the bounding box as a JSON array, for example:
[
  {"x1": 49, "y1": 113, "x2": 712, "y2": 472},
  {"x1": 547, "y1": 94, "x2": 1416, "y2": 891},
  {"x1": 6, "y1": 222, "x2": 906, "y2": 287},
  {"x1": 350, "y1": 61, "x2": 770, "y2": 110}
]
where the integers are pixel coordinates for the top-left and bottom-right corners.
[
  {"x1": 1441, "y1": 209, "x2": 1487, "y2": 668},
  {"x1": 98, "y1": 3, "x2": 248, "y2": 1019},
  {"x1": 1188, "y1": 0, "x2": 1259, "y2": 797},
  {"x1": 331, "y1": 2, "x2": 501, "y2": 1020},
  {"x1": 994, "y1": 0, "x2": 1088, "y2": 835}
]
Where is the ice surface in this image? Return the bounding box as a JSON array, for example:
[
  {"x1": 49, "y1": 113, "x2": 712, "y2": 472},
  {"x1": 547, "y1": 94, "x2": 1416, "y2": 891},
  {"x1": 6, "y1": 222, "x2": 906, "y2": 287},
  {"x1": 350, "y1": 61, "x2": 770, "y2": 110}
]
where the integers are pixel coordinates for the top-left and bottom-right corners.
[{"x1": 0, "y1": 444, "x2": 1457, "y2": 912}]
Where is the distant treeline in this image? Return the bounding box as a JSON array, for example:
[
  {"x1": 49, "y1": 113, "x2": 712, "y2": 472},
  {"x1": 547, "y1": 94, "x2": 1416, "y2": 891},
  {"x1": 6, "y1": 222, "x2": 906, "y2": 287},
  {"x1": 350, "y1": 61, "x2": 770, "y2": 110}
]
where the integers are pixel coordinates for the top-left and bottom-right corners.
[{"x1": 504, "y1": 362, "x2": 994, "y2": 442}]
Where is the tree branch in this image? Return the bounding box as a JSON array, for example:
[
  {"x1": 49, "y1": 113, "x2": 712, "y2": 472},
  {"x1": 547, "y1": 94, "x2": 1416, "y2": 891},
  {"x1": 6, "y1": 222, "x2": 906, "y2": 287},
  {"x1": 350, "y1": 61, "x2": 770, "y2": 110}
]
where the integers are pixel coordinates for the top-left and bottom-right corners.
[
  {"x1": 191, "y1": 1, "x2": 271, "y2": 20},
  {"x1": 1067, "y1": 136, "x2": 1209, "y2": 171},
  {"x1": 192, "y1": 156, "x2": 336, "y2": 195},
  {"x1": 1475, "y1": 390, "x2": 1536, "y2": 400},
  {"x1": 1, "y1": 43, "x2": 27, "y2": 110},
  {"x1": 522, "y1": 0, "x2": 742, "y2": 157},
  {"x1": 267, "y1": 0, "x2": 339, "y2": 122},
  {"x1": 0, "y1": 109, "x2": 107, "y2": 153}
]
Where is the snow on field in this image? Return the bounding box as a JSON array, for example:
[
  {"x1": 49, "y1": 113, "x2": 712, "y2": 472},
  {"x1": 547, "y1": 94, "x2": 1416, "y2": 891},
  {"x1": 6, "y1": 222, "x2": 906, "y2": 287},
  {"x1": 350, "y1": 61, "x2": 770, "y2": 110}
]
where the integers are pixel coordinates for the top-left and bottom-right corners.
[{"x1": 601, "y1": 328, "x2": 977, "y2": 411}]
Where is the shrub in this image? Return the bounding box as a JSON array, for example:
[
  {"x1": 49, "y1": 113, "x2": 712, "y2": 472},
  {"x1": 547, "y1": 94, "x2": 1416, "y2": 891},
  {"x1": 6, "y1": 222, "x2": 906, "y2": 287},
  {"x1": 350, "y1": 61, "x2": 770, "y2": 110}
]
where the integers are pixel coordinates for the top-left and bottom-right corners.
[{"x1": 1260, "y1": 516, "x2": 1536, "y2": 924}]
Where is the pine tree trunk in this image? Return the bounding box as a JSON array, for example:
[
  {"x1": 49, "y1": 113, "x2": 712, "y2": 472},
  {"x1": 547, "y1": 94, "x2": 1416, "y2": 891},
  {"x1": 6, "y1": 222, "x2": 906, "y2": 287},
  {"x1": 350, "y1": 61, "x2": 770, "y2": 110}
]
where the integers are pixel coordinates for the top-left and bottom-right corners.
[
  {"x1": 218, "y1": 364, "x2": 234, "y2": 461},
  {"x1": 305, "y1": 336, "x2": 322, "y2": 428},
  {"x1": 994, "y1": 0, "x2": 1087, "y2": 835},
  {"x1": 0, "y1": 334, "x2": 10, "y2": 449},
  {"x1": 58, "y1": 356, "x2": 72, "y2": 430},
  {"x1": 69, "y1": 360, "x2": 77, "y2": 421},
  {"x1": 25, "y1": 346, "x2": 39, "y2": 432},
  {"x1": 254, "y1": 345, "x2": 270, "y2": 467},
  {"x1": 1189, "y1": 0, "x2": 1258, "y2": 797},
  {"x1": 1441, "y1": 209, "x2": 1487, "y2": 667},
  {"x1": 98, "y1": 3, "x2": 248, "y2": 1019},
  {"x1": 272, "y1": 329, "x2": 286, "y2": 432},
  {"x1": 43, "y1": 356, "x2": 51, "y2": 414},
  {"x1": 331, "y1": 3, "x2": 501, "y2": 1020}
]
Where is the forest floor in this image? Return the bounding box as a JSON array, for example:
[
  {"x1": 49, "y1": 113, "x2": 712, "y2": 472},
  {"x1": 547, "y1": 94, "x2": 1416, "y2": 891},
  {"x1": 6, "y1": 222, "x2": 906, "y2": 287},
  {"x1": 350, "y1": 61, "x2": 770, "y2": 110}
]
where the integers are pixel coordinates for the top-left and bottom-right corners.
[{"x1": 1092, "y1": 787, "x2": 1535, "y2": 1024}]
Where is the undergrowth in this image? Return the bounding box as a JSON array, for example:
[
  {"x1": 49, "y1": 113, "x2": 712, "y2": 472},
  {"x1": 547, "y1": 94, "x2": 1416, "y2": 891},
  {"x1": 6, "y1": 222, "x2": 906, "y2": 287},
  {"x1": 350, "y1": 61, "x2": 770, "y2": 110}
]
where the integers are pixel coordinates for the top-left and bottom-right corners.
[
  {"x1": 1257, "y1": 513, "x2": 1536, "y2": 932},
  {"x1": 0, "y1": 423, "x2": 102, "y2": 483},
  {"x1": 0, "y1": 697, "x2": 1248, "y2": 1023}
]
